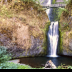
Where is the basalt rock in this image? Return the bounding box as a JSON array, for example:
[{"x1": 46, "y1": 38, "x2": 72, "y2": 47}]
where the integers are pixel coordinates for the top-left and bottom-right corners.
[
  {"x1": 59, "y1": 2, "x2": 72, "y2": 56},
  {"x1": 44, "y1": 60, "x2": 56, "y2": 69},
  {"x1": 0, "y1": 1, "x2": 49, "y2": 58}
]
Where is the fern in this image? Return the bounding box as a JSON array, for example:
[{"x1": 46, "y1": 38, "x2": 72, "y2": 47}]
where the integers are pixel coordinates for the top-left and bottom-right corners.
[
  {"x1": 57, "y1": 7, "x2": 69, "y2": 20},
  {"x1": 0, "y1": 46, "x2": 11, "y2": 63}
]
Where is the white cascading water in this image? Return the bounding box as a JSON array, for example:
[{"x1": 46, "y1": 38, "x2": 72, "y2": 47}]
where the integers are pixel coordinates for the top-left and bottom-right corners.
[
  {"x1": 40, "y1": 0, "x2": 59, "y2": 57},
  {"x1": 45, "y1": 0, "x2": 59, "y2": 57},
  {"x1": 47, "y1": 21, "x2": 59, "y2": 57},
  {"x1": 45, "y1": 0, "x2": 54, "y2": 21}
]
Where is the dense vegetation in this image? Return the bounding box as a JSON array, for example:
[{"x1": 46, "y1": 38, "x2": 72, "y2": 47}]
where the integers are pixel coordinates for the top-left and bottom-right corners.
[
  {"x1": 0, "y1": 46, "x2": 43, "y2": 69},
  {"x1": 58, "y1": 0, "x2": 72, "y2": 55},
  {"x1": 0, "y1": 0, "x2": 46, "y2": 69},
  {"x1": 0, "y1": 45, "x2": 72, "y2": 69},
  {"x1": 0, "y1": 0, "x2": 72, "y2": 69},
  {"x1": 53, "y1": 0, "x2": 72, "y2": 21}
]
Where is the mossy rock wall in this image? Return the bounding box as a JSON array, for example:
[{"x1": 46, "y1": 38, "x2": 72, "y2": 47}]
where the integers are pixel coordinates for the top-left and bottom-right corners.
[
  {"x1": 58, "y1": 1, "x2": 72, "y2": 56},
  {"x1": 0, "y1": 1, "x2": 50, "y2": 58}
]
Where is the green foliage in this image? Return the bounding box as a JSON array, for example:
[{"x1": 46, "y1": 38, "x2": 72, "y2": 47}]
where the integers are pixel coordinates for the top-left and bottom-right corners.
[
  {"x1": 52, "y1": 0, "x2": 69, "y2": 21},
  {"x1": 42, "y1": 21, "x2": 50, "y2": 54},
  {"x1": 63, "y1": 22, "x2": 68, "y2": 25},
  {"x1": 62, "y1": 22, "x2": 71, "y2": 31},
  {"x1": 0, "y1": 62, "x2": 31, "y2": 69},
  {"x1": 57, "y1": 64, "x2": 72, "y2": 69},
  {"x1": 0, "y1": 46, "x2": 18, "y2": 69},
  {"x1": 53, "y1": 8, "x2": 59, "y2": 21},
  {"x1": 68, "y1": 66, "x2": 72, "y2": 69},
  {"x1": 21, "y1": 0, "x2": 40, "y2": 4},
  {"x1": 0, "y1": 62, "x2": 18, "y2": 69},
  {"x1": 57, "y1": 64, "x2": 66, "y2": 69},
  {"x1": 0, "y1": 0, "x2": 43, "y2": 18},
  {"x1": 55, "y1": 0, "x2": 71, "y2": 21},
  {"x1": 58, "y1": 22, "x2": 63, "y2": 53},
  {"x1": 56, "y1": 0, "x2": 71, "y2": 4},
  {"x1": 21, "y1": 0, "x2": 44, "y2": 11},
  {"x1": 57, "y1": 7, "x2": 69, "y2": 20},
  {"x1": 0, "y1": 46, "x2": 11, "y2": 63},
  {"x1": 0, "y1": 5, "x2": 14, "y2": 18},
  {"x1": 0, "y1": 62, "x2": 41, "y2": 69},
  {"x1": 0, "y1": 5, "x2": 8, "y2": 17},
  {"x1": 52, "y1": 0, "x2": 56, "y2": 4},
  {"x1": 0, "y1": 45, "x2": 41, "y2": 69},
  {"x1": 17, "y1": 64, "x2": 32, "y2": 69},
  {"x1": 63, "y1": 0, "x2": 71, "y2": 4}
]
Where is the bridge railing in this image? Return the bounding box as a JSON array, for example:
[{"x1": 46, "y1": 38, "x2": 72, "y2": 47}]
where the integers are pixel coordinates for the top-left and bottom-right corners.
[{"x1": 42, "y1": 4, "x2": 66, "y2": 8}]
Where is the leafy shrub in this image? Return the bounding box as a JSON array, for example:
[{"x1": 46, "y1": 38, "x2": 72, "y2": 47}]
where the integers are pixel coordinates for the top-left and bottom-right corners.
[
  {"x1": 0, "y1": 62, "x2": 32, "y2": 69},
  {"x1": 57, "y1": 7, "x2": 69, "y2": 20},
  {"x1": 57, "y1": 64, "x2": 72, "y2": 69},
  {"x1": 0, "y1": 46, "x2": 32, "y2": 69},
  {"x1": 0, "y1": 62, "x2": 18, "y2": 69},
  {"x1": 68, "y1": 66, "x2": 72, "y2": 69},
  {"x1": 17, "y1": 64, "x2": 32, "y2": 69},
  {"x1": 0, "y1": 46, "x2": 17, "y2": 69},
  {"x1": 63, "y1": 0, "x2": 71, "y2": 4},
  {"x1": 0, "y1": 46, "x2": 11, "y2": 63},
  {"x1": 55, "y1": 0, "x2": 72, "y2": 20},
  {"x1": 57, "y1": 64, "x2": 65, "y2": 69}
]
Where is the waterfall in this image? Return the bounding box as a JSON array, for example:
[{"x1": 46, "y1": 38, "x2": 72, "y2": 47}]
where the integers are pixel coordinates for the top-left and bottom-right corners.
[
  {"x1": 45, "y1": 0, "x2": 54, "y2": 21},
  {"x1": 47, "y1": 21, "x2": 59, "y2": 57},
  {"x1": 44, "y1": 0, "x2": 59, "y2": 57},
  {"x1": 39, "y1": 0, "x2": 59, "y2": 57}
]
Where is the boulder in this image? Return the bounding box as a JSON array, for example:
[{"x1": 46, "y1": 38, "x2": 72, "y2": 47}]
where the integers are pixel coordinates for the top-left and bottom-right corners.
[{"x1": 44, "y1": 60, "x2": 56, "y2": 69}]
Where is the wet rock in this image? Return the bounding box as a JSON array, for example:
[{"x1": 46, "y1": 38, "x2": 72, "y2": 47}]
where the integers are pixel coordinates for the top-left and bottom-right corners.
[
  {"x1": 69, "y1": 39, "x2": 72, "y2": 51},
  {"x1": 0, "y1": 2, "x2": 48, "y2": 58},
  {"x1": 8, "y1": 59, "x2": 20, "y2": 64},
  {"x1": 59, "y1": 1, "x2": 72, "y2": 56},
  {"x1": 28, "y1": 36, "x2": 44, "y2": 56},
  {"x1": 44, "y1": 60, "x2": 56, "y2": 69}
]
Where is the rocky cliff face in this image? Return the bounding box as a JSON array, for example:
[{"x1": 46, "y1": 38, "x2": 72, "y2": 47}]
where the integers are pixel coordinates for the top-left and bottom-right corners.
[
  {"x1": 58, "y1": 1, "x2": 72, "y2": 56},
  {"x1": 0, "y1": 1, "x2": 49, "y2": 58}
]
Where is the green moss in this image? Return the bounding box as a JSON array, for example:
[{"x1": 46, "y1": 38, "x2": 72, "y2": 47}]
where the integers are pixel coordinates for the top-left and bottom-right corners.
[
  {"x1": 59, "y1": 24, "x2": 72, "y2": 54},
  {"x1": 58, "y1": 0, "x2": 72, "y2": 55},
  {"x1": 52, "y1": 0, "x2": 56, "y2": 4},
  {"x1": 42, "y1": 21, "x2": 50, "y2": 54},
  {"x1": 0, "y1": 62, "x2": 33, "y2": 69},
  {"x1": 58, "y1": 22, "x2": 63, "y2": 53},
  {"x1": 58, "y1": 21, "x2": 70, "y2": 54}
]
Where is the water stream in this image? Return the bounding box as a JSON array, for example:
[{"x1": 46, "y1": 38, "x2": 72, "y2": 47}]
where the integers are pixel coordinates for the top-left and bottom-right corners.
[
  {"x1": 43, "y1": 0, "x2": 59, "y2": 57},
  {"x1": 47, "y1": 21, "x2": 59, "y2": 57}
]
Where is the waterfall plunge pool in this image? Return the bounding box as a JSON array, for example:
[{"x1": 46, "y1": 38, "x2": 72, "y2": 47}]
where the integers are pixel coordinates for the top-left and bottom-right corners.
[{"x1": 18, "y1": 56, "x2": 72, "y2": 68}]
